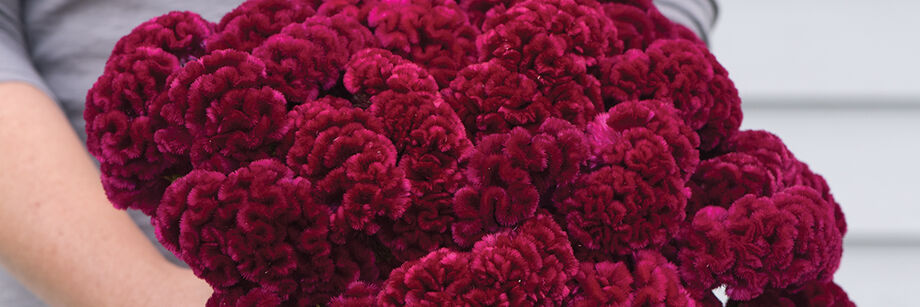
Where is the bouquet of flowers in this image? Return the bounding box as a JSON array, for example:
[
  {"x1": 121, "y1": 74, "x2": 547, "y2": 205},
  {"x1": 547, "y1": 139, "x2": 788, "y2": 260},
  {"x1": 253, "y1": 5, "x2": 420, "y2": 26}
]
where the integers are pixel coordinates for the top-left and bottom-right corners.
[{"x1": 84, "y1": 0, "x2": 853, "y2": 305}]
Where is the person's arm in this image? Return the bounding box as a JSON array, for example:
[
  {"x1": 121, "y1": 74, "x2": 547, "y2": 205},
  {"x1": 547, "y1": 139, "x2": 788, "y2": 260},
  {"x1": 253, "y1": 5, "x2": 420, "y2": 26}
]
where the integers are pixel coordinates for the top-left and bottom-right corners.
[{"x1": 0, "y1": 82, "x2": 212, "y2": 307}]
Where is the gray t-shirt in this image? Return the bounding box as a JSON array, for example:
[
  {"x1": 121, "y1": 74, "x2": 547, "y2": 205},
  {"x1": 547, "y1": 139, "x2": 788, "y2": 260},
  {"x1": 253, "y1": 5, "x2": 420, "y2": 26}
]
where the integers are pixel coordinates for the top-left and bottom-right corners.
[{"x1": 0, "y1": 0, "x2": 716, "y2": 305}]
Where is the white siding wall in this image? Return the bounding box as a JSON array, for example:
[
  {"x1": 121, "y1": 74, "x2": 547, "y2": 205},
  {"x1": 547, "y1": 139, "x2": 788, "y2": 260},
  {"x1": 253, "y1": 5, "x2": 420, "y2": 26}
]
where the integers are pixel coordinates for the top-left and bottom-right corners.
[{"x1": 709, "y1": 1, "x2": 920, "y2": 305}]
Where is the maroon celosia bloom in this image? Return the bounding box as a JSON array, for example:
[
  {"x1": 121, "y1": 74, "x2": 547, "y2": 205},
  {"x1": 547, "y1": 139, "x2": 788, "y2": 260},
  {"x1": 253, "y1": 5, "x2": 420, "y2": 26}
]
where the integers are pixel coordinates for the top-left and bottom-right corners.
[
  {"x1": 85, "y1": 48, "x2": 183, "y2": 215},
  {"x1": 86, "y1": 0, "x2": 850, "y2": 305},
  {"x1": 631, "y1": 250, "x2": 697, "y2": 306},
  {"x1": 286, "y1": 97, "x2": 410, "y2": 235},
  {"x1": 84, "y1": 11, "x2": 213, "y2": 214},
  {"x1": 330, "y1": 282, "x2": 381, "y2": 307},
  {"x1": 687, "y1": 152, "x2": 780, "y2": 214},
  {"x1": 155, "y1": 160, "x2": 319, "y2": 299},
  {"x1": 155, "y1": 159, "x2": 386, "y2": 305},
  {"x1": 480, "y1": 0, "x2": 620, "y2": 66},
  {"x1": 695, "y1": 130, "x2": 847, "y2": 234},
  {"x1": 792, "y1": 164, "x2": 847, "y2": 235},
  {"x1": 717, "y1": 130, "x2": 799, "y2": 182},
  {"x1": 365, "y1": 88, "x2": 473, "y2": 260},
  {"x1": 600, "y1": 2, "x2": 656, "y2": 51},
  {"x1": 591, "y1": 100, "x2": 700, "y2": 179},
  {"x1": 452, "y1": 119, "x2": 589, "y2": 246},
  {"x1": 458, "y1": 0, "x2": 518, "y2": 28},
  {"x1": 451, "y1": 131, "x2": 542, "y2": 245},
  {"x1": 156, "y1": 49, "x2": 291, "y2": 174},
  {"x1": 253, "y1": 14, "x2": 376, "y2": 104},
  {"x1": 555, "y1": 165, "x2": 666, "y2": 257},
  {"x1": 442, "y1": 59, "x2": 548, "y2": 138},
  {"x1": 467, "y1": 214, "x2": 579, "y2": 304},
  {"x1": 689, "y1": 131, "x2": 794, "y2": 215},
  {"x1": 678, "y1": 186, "x2": 843, "y2": 300},
  {"x1": 568, "y1": 260, "x2": 634, "y2": 306},
  {"x1": 315, "y1": 0, "x2": 368, "y2": 20},
  {"x1": 365, "y1": 0, "x2": 478, "y2": 87},
  {"x1": 443, "y1": 58, "x2": 603, "y2": 140},
  {"x1": 597, "y1": 39, "x2": 742, "y2": 150},
  {"x1": 380, "y1": 214, "x2": 577, "y2": 306},
  {"x1": 343, "y1": 48, "x2": 440, "y2": 105},
  {"x1": 207, "y1": 286, "x2": 282, "y2": 307},
  {"x1": 111, "y1": 11, "x2": 214, "y2": 61},
  {"x1": 727, "y1": 280, "x2": 855, "y2": 307},
  {"x1": 206, "y1": 0, "x2": 318, "y2": 52},
  {"x1": 552, "y1": 100, "x2": 697, "y2": 257},
  {"x1": 567, "y1": 250, "x2": 704, "y2": 307}
]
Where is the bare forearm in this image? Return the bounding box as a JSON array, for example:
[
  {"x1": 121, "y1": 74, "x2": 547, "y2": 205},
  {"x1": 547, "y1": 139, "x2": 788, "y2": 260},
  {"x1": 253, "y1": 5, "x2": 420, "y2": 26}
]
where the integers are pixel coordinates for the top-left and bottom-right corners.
[{"x1": 0, "y1": 82, "x2": 210, "y2": 306}]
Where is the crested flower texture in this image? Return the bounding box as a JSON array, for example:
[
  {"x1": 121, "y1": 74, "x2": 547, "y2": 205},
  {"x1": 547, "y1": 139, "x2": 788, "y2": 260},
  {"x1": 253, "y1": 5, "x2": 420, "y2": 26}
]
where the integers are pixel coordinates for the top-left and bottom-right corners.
[{"x1": 84, "y1": 0, "x2": 849, "y2": 305}]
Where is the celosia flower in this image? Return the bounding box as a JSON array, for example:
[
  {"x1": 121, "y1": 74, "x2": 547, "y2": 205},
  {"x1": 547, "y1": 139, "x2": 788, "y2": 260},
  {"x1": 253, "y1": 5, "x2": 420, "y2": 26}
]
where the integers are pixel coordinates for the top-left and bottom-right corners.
[
  {"x1": 366, "y1": 0, "x2": 478, "y2": 87},
  {"x1": 85, "y1": 11, "x2": 213, "y2": 214},
  {"x1": 726, "y1": 280, "x2": 855, "y2": 307},
  {"x1": 552, "y1": 100, "x2": 695, "y2": 257},
  {"x1": 253, "y1": 15, "x2": 376, "y2": 104},
  {"x1": 631, "y1": 250, "x2": 697, "y2": 306},
  {"x1": 111, "y1": 11, "x2": 214, "y2": 61},
  {"x1": 716, "y1": 130, "x2": 799, "y2": 183},
  {"x1": 286, "y1": 97, "x2": 411, "y2": 235},
  {"x1": 380, "y1": 214, "x2": 577, "y2": 306},
  {"x1": 452, "y1": 119, "x2": 589, "y2": 246},
  {"x1": 597, "y1": 39, "x2": 742, "y2": 150},
  {"x1": 344, "y1": 48, "x2": 440, "y2": 106},
  {"x1": 156, "y1": 50, "x2": 292, "y2": 174},
  {"x1": 792, "y1": 164, "x2": 847, "y2": 235},
  {"x1": 600, "y1": 2, "x2": 656, "y2": 50},
  {"x1": 155, "y1": 160, "x2": 317, "y2": 298},
  {"x1": 442, "y1": 59, "x2": 548, "y2": 138},
  {"x1": 315, "y1": 0, "x2": 367, "y2": 20},
  {"x1": 459, "y1": 0, "x2": 517, "y2": 28},
  {"x1": 591, "y1": 99, "x2": 700, "y2": 179},
  {"x1": 206, "y1": 0, "x2": 317, "y2": 52},
  {"x1": 568, "y1": 260, "x2": 634, "y2": 306},
  {"x1": 678, "y1": 186, "x2": 843, "y2": 300},
  {"x1": 567, "y1": 250, "x2": 706, "y2": 307},
  {"x1": 699, "y1": 130, "x2": 846, "y2": 234},
  {"x1": 687, "y1": 152, "x2": 780, "y2": 214},
  {"x1": 480, "y1": 0, "x2": 619, "y2": 66},
  {"x1": 330, "y1": 282, "x2": 381, "y2": 307},
  {"x1": 365, "y1": 88, "x2": 473, "y2": 260},
  {"x1": 155, "y1": 159, "x2": 387, "y2": 305},
  {"x1": 84, "y1": 1, "x2": 851, "y2": 305}
]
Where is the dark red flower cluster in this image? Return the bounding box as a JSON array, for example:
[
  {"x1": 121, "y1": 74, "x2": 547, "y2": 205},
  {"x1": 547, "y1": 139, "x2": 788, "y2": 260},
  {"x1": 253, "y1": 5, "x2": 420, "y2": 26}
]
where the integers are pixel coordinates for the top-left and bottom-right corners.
[
  {"x1": 253, "y1": 14, "x2": 377, "y2": 104},
  {"x1": 678, "y1": 186, "x2": 843, "y2": 300},
  {"x1": 378, "y1": 214, "x2": 578, "y2": 306},
  {"x1": 726, "y1": 280, "x2": 855, "y2": 307},
  {"x1": 452, "y1": 118, "x2": 590, "y2": 246},
  {"x1": 596, "y1": 39, "x2": 742, "y2": 150},
  {"x1": 85, "y1": 11, "x2": 213, "y2": 215},
  {"x1": 553, "y1": 100, "x2": 697, "y2": 258},
  {"x1": 84, "y1": 0, "x2": 850, "y2": 305},
  {"x1": 366, "y1": 0, "x2": 478, "y2": 87},
  {"x1": 567, "y1": 250, "x2": 710, "y2": 306},
  {"x1": 689, "y1": 130, "x2": 847, "y2": 234}
]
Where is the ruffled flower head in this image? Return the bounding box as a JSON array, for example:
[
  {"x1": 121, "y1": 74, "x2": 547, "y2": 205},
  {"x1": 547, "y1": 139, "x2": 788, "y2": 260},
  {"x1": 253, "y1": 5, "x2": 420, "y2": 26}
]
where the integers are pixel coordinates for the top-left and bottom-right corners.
[{"x1": 83, "y1": 0, "x2": 850, "y2": 305}]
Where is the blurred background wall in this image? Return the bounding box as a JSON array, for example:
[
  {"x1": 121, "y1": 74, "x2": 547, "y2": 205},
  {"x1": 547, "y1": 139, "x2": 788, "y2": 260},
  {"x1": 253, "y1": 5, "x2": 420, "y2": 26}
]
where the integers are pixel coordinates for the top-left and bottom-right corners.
[{"x1": 709, "y1": 1, "x2": 920, "y2": 305}]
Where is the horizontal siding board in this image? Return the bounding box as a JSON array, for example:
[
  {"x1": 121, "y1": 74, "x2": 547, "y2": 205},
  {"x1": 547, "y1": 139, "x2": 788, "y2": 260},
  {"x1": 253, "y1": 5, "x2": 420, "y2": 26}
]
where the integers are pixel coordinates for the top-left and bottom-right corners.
[
  {"x1": 710, "y1": 1, "x2": 920, "y2": 100},
  {"x1": 834, "y1": 245, "x2": 920, "y2": 306}
]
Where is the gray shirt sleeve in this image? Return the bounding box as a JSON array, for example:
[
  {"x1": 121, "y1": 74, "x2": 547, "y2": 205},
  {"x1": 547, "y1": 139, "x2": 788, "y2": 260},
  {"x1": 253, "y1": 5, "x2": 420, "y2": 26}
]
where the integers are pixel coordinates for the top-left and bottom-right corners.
[
  {"x1": 654, "y1": 0, "x2": 719, "y2": 44},
  {"x1": 0, "y1": 0, "x2": 54, "y2": 97}
]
